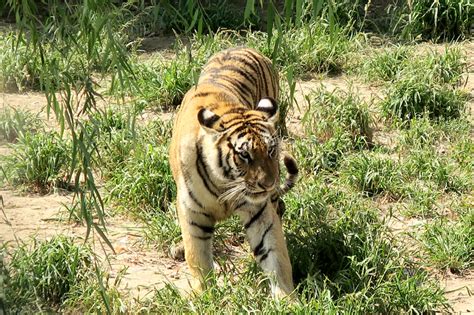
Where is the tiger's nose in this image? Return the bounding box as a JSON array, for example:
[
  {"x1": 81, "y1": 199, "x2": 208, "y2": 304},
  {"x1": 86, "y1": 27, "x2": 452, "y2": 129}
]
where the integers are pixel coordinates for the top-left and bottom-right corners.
[{"x1": 258, "y1": 178, "x2": 276, "y2": 190}]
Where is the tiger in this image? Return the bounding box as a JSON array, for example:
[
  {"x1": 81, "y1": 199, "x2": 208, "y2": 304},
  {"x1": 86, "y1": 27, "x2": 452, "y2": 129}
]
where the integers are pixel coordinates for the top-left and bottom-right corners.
[{"x1": 169, "y1": 47, "x2": 299, "y2": 298}]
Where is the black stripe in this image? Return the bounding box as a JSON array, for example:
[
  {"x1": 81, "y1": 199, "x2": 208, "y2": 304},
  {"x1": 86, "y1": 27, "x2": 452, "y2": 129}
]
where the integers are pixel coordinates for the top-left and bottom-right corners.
[
  {"x1": 220, "y1": 64, "x2": 258, "y2": 86},
  {"x1": 192, "y1": 234, "x2": 213, "y2": 241},
  {"x1": 245, "y1": 202, "x2": 267, "y2": 229},
  {"x1": 222, "y1": 152, "x2": 233, "y2": 179},
  {"x1": 218, "y1": 76, "x2": 253, "y2": 106},
  {"x1": 200, "y1": 80, "x2": 242, "y2": 102},
  {"x1": 237, "y1": 132, "x2": 247, "y2": 139},
  {"x1": 234, "y1": 200, "x2": 247, "y2": 210},
  {"x1": 253, "y1": 223, "x2": 273, "y2": 256},
  {"x1": 226, "y1": 123, "x2": 267, "y2": 139},
  {"x1": 188, "y1": 189, "x2": 204, "y2": 209},
  {"x1": 260, "y1": 249, "x2": 272, "y2": 262},
  {"x1": 217, "y1": 146, "x2": 223, "y2": 168},
  {"x1": 225, "y1": 117, "x2": 266, "y2": 132},
  {"x1": 190, "y1": 221, "x2": 215, "y2": 234},
  {"x1": 195, "y1": 140, "x2": 220, "y2": 198},
  {"x1": 245, "y1": 50, "x2": 268, "y2": 104},
  {"x1": 192, "y1": 91, "x2": 215, "y2": 99},
  {"x1": 260, "y1": 58, "x2": 275, "y2": 96},
  {"x1": 227, "y1": 55, "x2": 260, "y2": 82},
  {"x1": 222, "y1": 107, "x2": 246, "y2": 115},
  {"x1": 191, "y1": 209, "x2": 213, "y2": 219}
]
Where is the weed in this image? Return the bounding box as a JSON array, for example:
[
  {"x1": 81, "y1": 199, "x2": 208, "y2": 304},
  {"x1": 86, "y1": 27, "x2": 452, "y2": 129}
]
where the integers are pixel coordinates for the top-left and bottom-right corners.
[
  {"x1": 342, "y1": 153, "x2": 402, "y2": 197},
  {"x1": 294, "y1": 133, "x2": 353, "y2": 174},
  {"x1": 362, "y1": 46, "x2": 466, "y2": 86},
  {"x1": 106, "y1": 142, "x2": 175, "y2": 214},
  {"x1": 400, "y1": 182, "x2": 441, "y2": 218},
  {"x1": 141, "y1": 204, "x2": 182, "y2": 253},
  {"x1": 382, "y1": 78, "x2": 466, "y2": 121},
  {"x1": 452, "y1": 137, "x2": 474, "y2": 171},
  {"x1": 280, "y1": 176, "x2": 449, "y2": 312},
  {"x1": 245, "y1": 22, "x2": 353, "y2": 76},
  {"x1": 0, "y1": 107, "x2": 43, "y2": 142},
  {"x1": 1, "y1": 131, "x2": 71, "y2": 192},
  {"x1": 0, "y1": 33, "x2": 42, "y2": 91},
  {"x1": 402, "y1": 149, "x2": 472, "y2": 193},
  {"x1": 4, "y1": 236, "x2": 94, "y2": 311},
  {"x1": 398, "y1": 117, "x2": 441, "y2": 149},
  {"x1": 62, "y1": 267, "x2": 129, "y2": 313},
  {"x1": 420, "y1": 217, "x2": 473, "y2": 273},
  {"x1": 417, "y1": 47, "x2": 467, "y2": 85},
  {"x1": 294, "y1": 88, "x2": 372, "y2": 174},
  {"x1": 83, "y1": 108, "x2": 137, "y2": 178},
  {"x1": 362, "y1": 46, "x2": 413, "y2": 82},
  {"x1": 302, "y1": 88, "x2": 372, "y2": 147},
  {"x1": 394, "y1": 0, "x2": 473, "y2": 41}
]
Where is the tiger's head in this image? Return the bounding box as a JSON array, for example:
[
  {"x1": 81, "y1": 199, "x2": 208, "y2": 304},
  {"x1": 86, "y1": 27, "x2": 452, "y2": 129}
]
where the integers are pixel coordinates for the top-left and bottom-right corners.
[{"x1": 197, "y1": 98, "x2": 280, "y2": 205}]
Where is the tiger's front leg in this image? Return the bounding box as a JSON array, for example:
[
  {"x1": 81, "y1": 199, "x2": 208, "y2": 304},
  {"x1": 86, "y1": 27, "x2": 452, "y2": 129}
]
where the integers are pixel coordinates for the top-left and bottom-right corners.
[
  {"x1": 238, "y1": 201, "x2": 294, "y2": 298},
  {"x1": 176, "y1": 192, "x2": 216, "y2": 293}
]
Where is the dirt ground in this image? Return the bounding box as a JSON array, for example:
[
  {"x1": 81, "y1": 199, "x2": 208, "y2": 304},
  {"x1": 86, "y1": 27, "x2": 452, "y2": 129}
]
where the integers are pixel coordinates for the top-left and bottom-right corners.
[{"x1": 1, "y1": 40, "x2": 473, "y2": 312}]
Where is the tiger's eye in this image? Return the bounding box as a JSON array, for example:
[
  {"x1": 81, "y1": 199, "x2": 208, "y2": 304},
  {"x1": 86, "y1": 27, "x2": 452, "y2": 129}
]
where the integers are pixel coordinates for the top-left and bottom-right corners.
[{"x1": 239, "y1": 150, "x2": 250, "y2": 161}]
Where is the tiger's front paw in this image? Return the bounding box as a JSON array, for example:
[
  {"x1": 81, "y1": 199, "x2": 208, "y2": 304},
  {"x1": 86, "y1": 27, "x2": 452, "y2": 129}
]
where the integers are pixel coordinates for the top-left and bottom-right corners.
[{"x1": 170, "y1": 242, "x2": 185, "y2": 261}]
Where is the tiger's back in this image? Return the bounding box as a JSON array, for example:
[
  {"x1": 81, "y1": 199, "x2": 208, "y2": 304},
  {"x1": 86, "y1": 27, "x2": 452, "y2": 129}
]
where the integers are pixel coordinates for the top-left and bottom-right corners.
[
  {"x1": 198, "y1": 47, "x2": 279, "y2": 107},
  {"x1": 169, "y1": 47, "x2": 296, "y2": 298}
]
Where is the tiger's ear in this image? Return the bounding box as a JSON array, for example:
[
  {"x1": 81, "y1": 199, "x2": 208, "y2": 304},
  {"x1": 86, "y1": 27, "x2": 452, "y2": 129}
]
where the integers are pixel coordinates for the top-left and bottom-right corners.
[
  {"x1": 198, "y1": 108, "x2": 222, "y2": 133},
  {"x1": 256, "y1": 97, "x2": 279, "y2": 124}
]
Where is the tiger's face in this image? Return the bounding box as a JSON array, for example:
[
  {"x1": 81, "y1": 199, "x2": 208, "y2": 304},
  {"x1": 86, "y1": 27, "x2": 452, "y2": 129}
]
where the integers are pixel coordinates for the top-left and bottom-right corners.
[{"x1": 198, "y1": 98, "x2": 280, "y2": 204}]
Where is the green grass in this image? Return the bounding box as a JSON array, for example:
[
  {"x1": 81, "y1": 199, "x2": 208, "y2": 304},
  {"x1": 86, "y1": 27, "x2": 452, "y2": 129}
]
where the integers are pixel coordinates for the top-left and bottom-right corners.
[
  {"x1": 302, "y1": 88, "x2": 372, "y2": 146},
  {"x1": 82, "y1": 108, "x2": 138, "y2": 179},
  {"x1": 3, "y1": 236, "x2": 93, "y2": 311},
  {"x1": 402, "y1": 148, "x2": 472, "y2": 194},
  {"x1": 295, "y1": 88, "x2": 372, "y2": 174},
  {"x1": 260, "y1": 176, "x2": 448, "y2": 312},
  {"x1": 419, "y1": 216, "x2": 473, "y2": 273},
  {"x1": 362, "y1": 46, "x2": 466, "y2": 85},
  {"x1": 381, "y1": 78, "x2": 467, "y2": 122},
  {"x1": 394, "y1": 0, "x2": 473, "y2": 41},
  {"x1": 295, "y1": 133, "x2": 353, "y2": 174},
  {"x1": 0, "y1": 107, "x2": 43, "y2": 142},
  {"x1": 1, "y1": 237, "x2": 127, "y2": 313},
  {"x1": 1, "y1": 131, "x2": 71, "y2": 192},
  {"x1": 104, "y1": 120, "x2": 175, "y2": 214},
  {"x1": 106, "y1": 142, "x2": 175, "y2": 213},
  {"x1": 361, "y1": 46, "x2": 413, "y2": 82},
  {"x1": 120, "y1": 23, "x2": 354, "y2": 110},
  {"x1": 342, "y1": 153, "x2": 402, "y2": 198},
  {"x1": 2, "y1": 1, "x2": 473, "y2": 312}
]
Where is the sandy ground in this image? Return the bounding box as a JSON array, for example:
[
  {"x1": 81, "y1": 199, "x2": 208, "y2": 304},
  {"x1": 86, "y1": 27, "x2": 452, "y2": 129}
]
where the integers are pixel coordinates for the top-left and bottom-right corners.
[{"x1": 1, "y1": 40, "x2": 473, "y2": 312}]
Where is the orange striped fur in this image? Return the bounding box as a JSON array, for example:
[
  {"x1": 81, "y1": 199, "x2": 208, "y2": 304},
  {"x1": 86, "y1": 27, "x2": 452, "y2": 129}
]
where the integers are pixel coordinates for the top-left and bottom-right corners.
[{"x1": 169, "y1": 47, "x2": 298, "y2": 298}]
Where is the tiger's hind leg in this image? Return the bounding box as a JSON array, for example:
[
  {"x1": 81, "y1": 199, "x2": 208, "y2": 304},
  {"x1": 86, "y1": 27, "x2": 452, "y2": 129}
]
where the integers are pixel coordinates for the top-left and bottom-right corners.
[
  {"x1": 175, "y1": 193, "x2": 216, "y2": 293},
  {"x1": 238, "y1": 202, "x2": 294, "y2": 298}
]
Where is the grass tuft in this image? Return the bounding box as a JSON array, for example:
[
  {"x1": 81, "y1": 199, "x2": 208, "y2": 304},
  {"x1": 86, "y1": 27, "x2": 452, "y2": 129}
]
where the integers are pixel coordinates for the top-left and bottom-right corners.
[
  {"x1": 420, "y1": 217, "x2": 473, "y2": 273},
  {"x1": 1, "y1": 131, "x2": 71, "y2": 192},
  {"x1": 0, "y1": 107, "x2": 43, "y2": 142},
  {"x1": 105, "y1": 121, "x2": 175, "y2": 214},
  {"x1": 3, "y1": 236, "x2": 93, "y2": 310},
  {"x1": 381, "y1": 78, "x2": 466, "y2": 122},
  {"x1": 342, "y1": 153, "x2": 402, "y2": 197},
  {"x1": 362, "y1": 46, "x2": 412, "y2": 82}
]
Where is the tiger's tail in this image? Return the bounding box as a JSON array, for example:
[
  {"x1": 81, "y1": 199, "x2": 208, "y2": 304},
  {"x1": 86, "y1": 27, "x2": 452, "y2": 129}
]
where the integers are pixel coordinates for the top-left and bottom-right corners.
[{"x1": 279, "y1": 153, "x2": 299, "y2": 195}]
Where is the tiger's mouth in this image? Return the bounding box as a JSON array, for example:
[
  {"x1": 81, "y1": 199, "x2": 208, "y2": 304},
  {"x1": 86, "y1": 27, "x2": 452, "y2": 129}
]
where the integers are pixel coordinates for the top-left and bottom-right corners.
[
  {"x1": 218, "y1": 180, "x2": 275, "y2": 207},
  {"x1": 246, "y1": 185, "x2": 276, "y2": 197}
]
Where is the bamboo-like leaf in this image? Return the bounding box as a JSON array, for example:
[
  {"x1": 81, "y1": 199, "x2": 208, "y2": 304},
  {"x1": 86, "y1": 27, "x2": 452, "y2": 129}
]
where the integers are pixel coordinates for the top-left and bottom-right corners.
[
  {"x1": 244, "y1": 0, "x2": 256, "y2": 22},
  {"x1": 266, "y1": 1, "x2": 275, "y2": 47}
]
